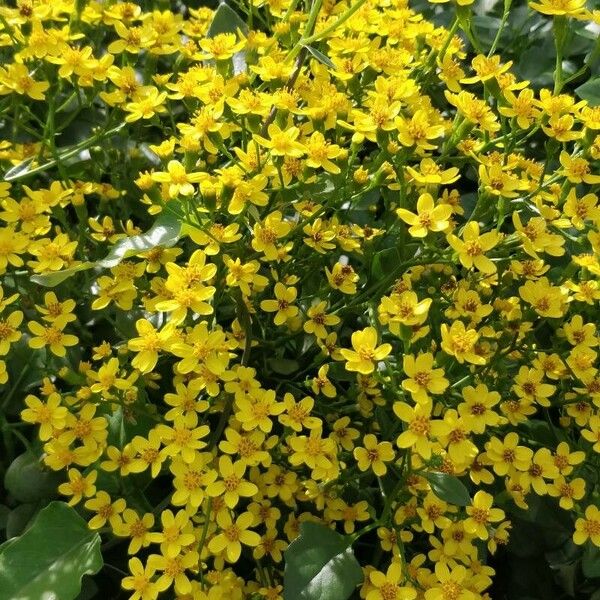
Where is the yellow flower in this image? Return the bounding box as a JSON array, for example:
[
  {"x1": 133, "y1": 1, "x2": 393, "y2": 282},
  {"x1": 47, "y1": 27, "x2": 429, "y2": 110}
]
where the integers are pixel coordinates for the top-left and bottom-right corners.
[
  {"x1": 121, "y1": 557, "x2": 169, "y2": 600},
  {"x1": 461, "y1": 54, "x2": 513, "y2": 85},
  {"x1": 278, "y1": 393, "x2": 321, "y2": 432},
  {"x1": 396, "y1": 109, "x2": 444, "y2": 151},
  {"x1": 198, "y1": 32, "x2": 246, "y2": 60},
  {"x1": 253, "y1": 124, "x2": 306, "y2": 157},
  {"x1": 251, "y1": 211, "x2": 292, "y2": 260},
  {"x1": 519, "y1": 277, "x2": 567, "y2": 318},
  {"x1": 405, "y1": 158, "x2": 460, "y2": 185},
  {"x1": 109, "y1": 22, "x2": 156, "y2": 54},
  {"x1": 499, "y1": 88, "x2": 541, "y2": 129},
  {"x1": 417, "y1": 492, "x2": 452, "y2": 533},
  {"x1": 458, "y1": 384, "x2": 502, "y2": 433},
  {"x1": 367, "y1": 560, "x2": 416, "y2": 600},
  {"x1": 0, "y1": 63, "x2": 49, "y2": 100},
  {"x1": 353, "y1": 434, "x2": 395, "y2": 476},
  {"x1": 325, "y1": 262, "x2": 359, "y2": 295},
  {"x1": 340, "y1": 326, "x2": 392, "y2": 374},
  {"x1": 312, "y1": 364, "x2": 337, "y2": 398},
  {"x1": 57, "y1": 468, "x2": 97, "y2": 506},
  {"x1": 303, "y1": 301, "x2": 340, "y2": 338},
  {"x1": 424, "y1": 563, "x2": 477, "y2": 600},
  {"x1": 288, "y1": 429, "x2": 337, "y2": 474},
  {"x1": 206, "y1": 455, "x2": 258, "y2": 508},
  {"x1": 464, "y1": 491, "x2": 505, "y2": 540},
  {"x1": 440, "y1": 321, "x2": 484, "y2": 365},
  {"x1": 147, "y1": 549, "x2": 198, "y2": 596},
  {"x1": 484, "y1": 432, "x2": 533, "y2": 476},
  {"x1": 35, "y1": 292, "x2": 76, "y2": 324},
  {"x1": 170, "y1": 453, "x2": 217, "y2": 508},
  {"x1": 396, "y1": 193, "x2": 452, "y2": 238},
  {"x1": 542, "y1": 114, "x2": 583, "y2": 142},
  {"x1": 131, "y1": 430, "x2": 166, "y2": 478},
  {"x1": 401, "y1": 352, "x2": 449, "y2": 403},
  {"x1": 447, "y1": 221, "x2": 500, "y2": 274},
  {"x1": 304, "y1": 131, "x2": 342, "y2": 174},
  {"x1": 529, "y1": 0, "x2": 587, "y2": 16},
  {"x1": 127, "y1": 319, "x2": 176, "y2": 373},
  {"x1": 124, "y1": 87, "x2": 168, "y2": 122},
  {"x1": 518, "y1": 447, "x2": 559, "y2": 495},
  {"x1": 581, "y1": 414, "x2": 600, "y2": 452},
  {"x1": 118, "y1": 509, "x2": 156, "y2": 555},
  {"x1": 208, "y1": 510, "x2": 260, "y2": 562},
  {"x1": 512, "y1": 212, "x2": 565, "y2": 258},
  {"x1": 547, "y1": 476, "x2": 586, "y2": 510},
  {"x1": 101, "y1": 444, "x2": 146, "y2": 477},
  {"x1": 563, "y1": 189, "x2": 600, "y2": 229},
  {"x1": 552, "y1": 441, "x2": 585, "y2": 476},
  {"x1": 445, "y1": 90, "x2": 501, "y2": 133},
  {"x1": 152, "y1": 509, "x2": 196, "y2": 558},
  {"x1": 150, "y1": 160, "x2": 205, "y2": 198},
  {"x1": 331, "y1": 416, "x2": 359, "y2": 450},
  {"x1": 27, "y1": 319, "x2": 78, "y2": 357},
  {"x1": 85, "y1": 490, "x2": 126, "y2": 530},
  {"x1": 89, "y1": 357, "x2": 136, "y2": 397},
  {"x1": 478, "y1": 163, "x2": 524, "y2": 198},
  {"x1": 260, "y1": 283, "x2": 299, "y2": 326},
  {"x1": 156, "y1": 417, "x2": 210, "y2": 464},
  {"x1": 394, "y1": 400, "x2": 448, "y2": 459},
  {"x1": 513, "y1": 366, "x2": 556, "y2": 406},
  {"x1": 559, "y1": 152, "x2": 600, "y2": 185},
  {"x1": 0, "y1": 310, "x2": 23, "y2": 355},
  {"x1": 303, "y1": 218, "x2": 337, "y2": 253},
  {"x1": 573, "y1": 505, "x2": 600, "y2": 546},
  {"x1": 235, "y1": 388, "x2": 285, "y2": 433}
]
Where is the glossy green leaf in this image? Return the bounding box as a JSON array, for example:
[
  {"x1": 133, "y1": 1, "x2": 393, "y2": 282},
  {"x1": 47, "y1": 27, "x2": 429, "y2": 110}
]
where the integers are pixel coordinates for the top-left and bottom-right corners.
[
  {"x1": 284, "y1": 522, "x2": 362, "y2": 600},
  {"x1": 31, "y1": 213, "x2": 181, "y2": 287},
  {"x1": 4, "y1": 124, "x2": 126, "y2": 182},
  {"x1": 583, "y1": 542, "x2": 600, "y2": 578},
  {"x1": 4, "y1": 451, "x2": 63, "y2": 503},
  {"x1": 207, "y1": 2, "x2": 248, "y2": 37},
  {"x1": 0, "y1": 502, "x2": 103, "y2": 600},
  {"x1": 423, "y1": 471, "x2": 471, "y2": 506},
  {"x1": 30, "y1": 262, "x2": 94, "y2": 287},
  {"x1": 575, "y1": 77, "x2": 600, "y2": 106},
  {"x1": 97, "y1": 212, "x2": 181, "y2": 268},
  {"x1": 5, "y1": 503, "x2": 38, "y2": 539},
  {"x1": 268, "y1": 358, "x2": 300, "y2": 375},
  {"x1": 371, "y1": 247, "x2": 401, "y2": 280},
  {"x1": 304, "y1": 45, "x2": 335, "y2": 69}
]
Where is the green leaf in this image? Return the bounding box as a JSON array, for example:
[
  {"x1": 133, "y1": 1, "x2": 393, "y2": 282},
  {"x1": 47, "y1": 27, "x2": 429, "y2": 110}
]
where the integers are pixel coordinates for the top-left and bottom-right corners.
[
  {"x1": 423, "y1": 471, "x2": 471, "y2": 506},
  {"x1": 575, "y1": 77, "x2": 600, "y2": 106},
  {"x1": 30, "y1": 262, "x2": 94, "y2": 287},
  {"x1": 98, "y1": 212, "x2": 181, "y2": 268},
  {"x1": 303, "y1": 45, "x2": 335, "y2": 69},
  {"x1": 284, "y1": 522, "x2": 363, "y2": 600},
  {"x1": 583, "y1": 542, "x2": 600, "y2": 578},
  {"x1": 6, "y1": 503, "x2": 38, "y2": 539},
  {"x1": 268, "y1": 358, "x2": 300, "y2": 375},
  {"x1": 0, "y1": 501, "x2": 103, "y2": 600},
  {"x1": 207, "y1": 2, "x2": 248, "y2": 37},
  {"x1": 4, "y1": 123, "x2": 127, "y2": 182},
  {"x1": 4, "y1": 451, "x2": 63, "y2": 503},
  {"x1": 31, "y1": 213, "x2": 182, "y2": 287},
  {"x1": 371, "y1": 247, "x2": 401, "y2": 280}
]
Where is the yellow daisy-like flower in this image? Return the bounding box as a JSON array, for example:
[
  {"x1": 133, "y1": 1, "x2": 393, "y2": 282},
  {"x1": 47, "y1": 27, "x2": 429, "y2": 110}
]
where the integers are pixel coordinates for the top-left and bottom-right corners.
[
  {"x1": 340, "y1": 326, "x2": 392, "y2": 374},
  {"x1": 396, "y1": 193, "x2": 452, "y2": 238}
]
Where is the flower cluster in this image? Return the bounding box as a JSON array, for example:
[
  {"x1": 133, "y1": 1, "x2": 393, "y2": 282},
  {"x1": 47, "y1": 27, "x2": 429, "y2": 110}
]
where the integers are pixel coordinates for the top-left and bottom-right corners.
[{"x1": 1, "y1": 0, "x2": 600, "y2": 599}]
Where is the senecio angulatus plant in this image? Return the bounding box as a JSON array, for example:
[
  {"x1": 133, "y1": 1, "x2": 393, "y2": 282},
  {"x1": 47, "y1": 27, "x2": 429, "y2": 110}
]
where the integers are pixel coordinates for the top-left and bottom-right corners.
[{"x1": 1, "y1": 0, "x2": 600, "y2": 598}]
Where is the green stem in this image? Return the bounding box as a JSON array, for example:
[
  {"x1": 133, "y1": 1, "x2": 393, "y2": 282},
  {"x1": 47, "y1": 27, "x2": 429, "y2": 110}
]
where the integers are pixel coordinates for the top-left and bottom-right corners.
[{"x1": 488, "y1": 0, "x2": 512, "y2": 56}]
